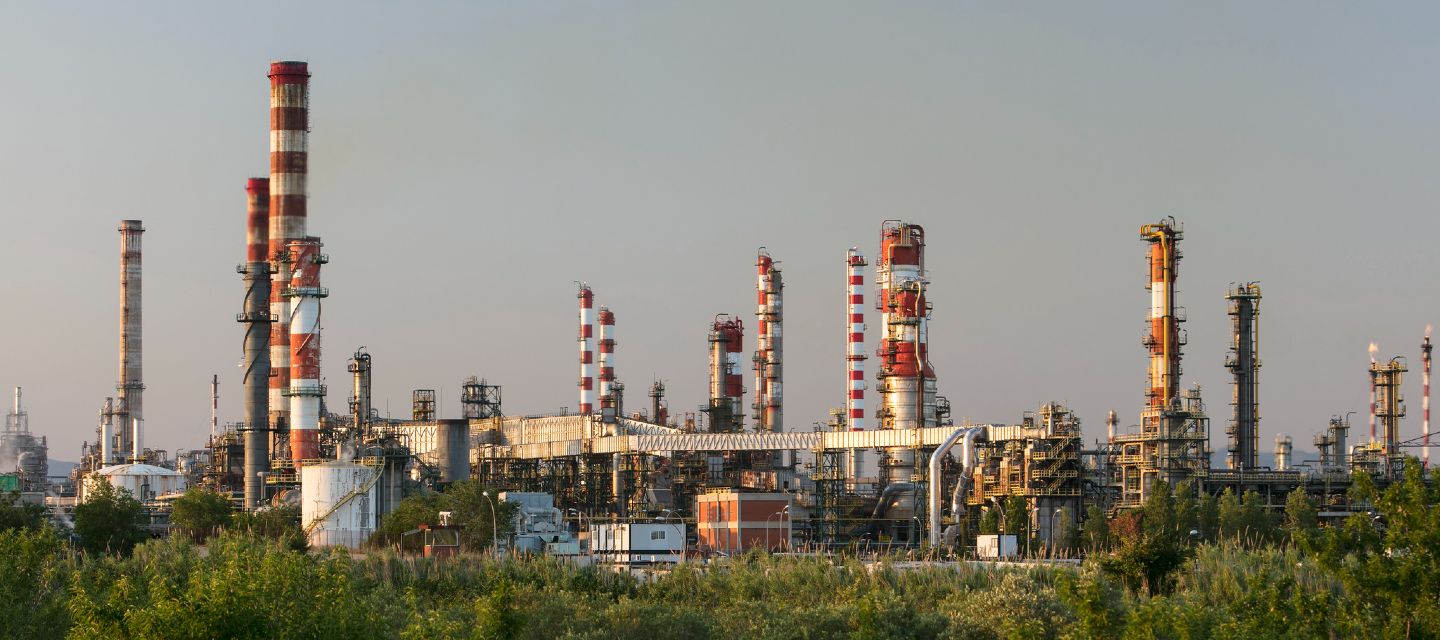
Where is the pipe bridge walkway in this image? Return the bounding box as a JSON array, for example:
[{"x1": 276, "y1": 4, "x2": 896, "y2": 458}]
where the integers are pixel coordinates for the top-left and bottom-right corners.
[{"x1": 473, "y1": 415, "x2": 1002, "y2": 459}]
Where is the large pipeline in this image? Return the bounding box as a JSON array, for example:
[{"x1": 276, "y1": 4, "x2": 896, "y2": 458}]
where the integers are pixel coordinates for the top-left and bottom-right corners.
[
  {"x1": 240, "y1": 178, "x2": 271, "y2": 508},
  {"x1": 929, "y1": 426, "x2": 985, "y2": 546}
]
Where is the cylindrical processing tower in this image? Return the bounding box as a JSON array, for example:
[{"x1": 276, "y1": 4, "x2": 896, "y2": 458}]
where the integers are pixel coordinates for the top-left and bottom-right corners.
[
  {"x1": 598, "y1": 306, "x2": 616, "y2": 414},
  {"x1": 577, "y1": 284, "x2": 596, "y2": 415},
  {"x1": 99, "y1": 398, "x2": 114, "y2": 466},
  {"x1": 708, "y1": 315, "x2": 745, "y2": 432},
  {"x1": 876, "y1": 222, "x2": 935, "y2": 485},
  {"x1": 268, "y1": 61, "x2": 310, "y2": 447},
  {"x1": 1140, "y1": 219, "x2": 1183, "y2": 412},
  {"x1": 240, "y1": 178, "x2": 272, "y2": 508},
  {"x1": 117, "y1": 220, "x2": 145, "y2": 460},
  {"x1": 1225, "y1": 283, "x2": 1261, "y2": 470},
  {"x1": 753, "y1": 250, "x2": 783, "y2": 433},
  {"x1": 287, "y1": 237, "x2": 327, "y2": 465},
  {"x1": 348, "y1": 349, "x2": 372, "y2": 433},
  {"x1": 1274, "y1": 435, "x2": 1293, "y2": 471}
]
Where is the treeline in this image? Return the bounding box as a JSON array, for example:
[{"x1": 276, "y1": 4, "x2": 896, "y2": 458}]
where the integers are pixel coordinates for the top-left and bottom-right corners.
[{"x1": 1, "y1": 466, "x2": 1433, "y2": 638}]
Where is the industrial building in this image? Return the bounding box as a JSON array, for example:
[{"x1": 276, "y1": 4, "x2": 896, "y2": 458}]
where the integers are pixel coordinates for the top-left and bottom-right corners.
[{"x1": 32, "y1": 60, "x2": 1436, "y2": 556}]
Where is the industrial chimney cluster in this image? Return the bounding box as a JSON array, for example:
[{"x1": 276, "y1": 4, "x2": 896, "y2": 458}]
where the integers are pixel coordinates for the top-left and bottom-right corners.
[{"x1": 34, "y1": 61, "x2": 1434, "y2": 557}]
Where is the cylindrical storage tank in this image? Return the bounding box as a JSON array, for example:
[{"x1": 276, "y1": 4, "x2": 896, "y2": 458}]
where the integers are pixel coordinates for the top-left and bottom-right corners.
[
  {"x1": 301, "y1": 461, "x2": 378, "y2": 549},
  {"x1": 435, "y1": 419, "x2": 470, "y2": 482}
]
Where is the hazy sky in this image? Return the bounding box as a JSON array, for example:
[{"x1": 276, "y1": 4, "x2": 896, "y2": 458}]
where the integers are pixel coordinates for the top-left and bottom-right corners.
[{"x1": 2, "y1": 3, "x2": 1436, "y2": 464}]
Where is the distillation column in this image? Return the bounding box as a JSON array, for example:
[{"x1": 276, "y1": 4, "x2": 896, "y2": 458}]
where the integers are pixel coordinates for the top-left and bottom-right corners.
[
  {"x1": 1225, "y1": 283, "x2": 1261, "y2": 470},
  {"x1": 268, "y1": 61, "x2": 310, "y2": 452},
  {"x1": 1371, "y1": 356, "x2": 1407, "y2": 459},
  {"x1": 117, "y1": 220, "x2": 145, "y2": 461},
  {"x1": 753, "y1": 250, "x2": 783, "y2": 433},
  {"x1": 876, "y1": 222, "x2": 935, "y2": 486},
  {"x1": 287, "y1": 237, "x2": 327, "y2": 464},
  {"x1": 846, "y1": 248, "x2": 868, "y2": 478},
  {"x1": 578, "y1": 284, "x2": 596, "y2": 415},
  {"x1": 348, "y1": 349, "x2": 372, "y2": 433},
  {"x1": 708, "y1": 316, "x2": 745, "y2": 432},
  {"x1": 239, "y1": 178, "x2": 272, "y2": 508}
]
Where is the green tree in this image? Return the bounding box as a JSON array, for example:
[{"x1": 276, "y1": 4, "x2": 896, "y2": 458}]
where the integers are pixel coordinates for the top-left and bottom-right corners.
[
  {"x1": 1239, "y1": 490, "x2": 1273, "y2": 546},
  {"x1": 169, "y1": 486, "x2": 234, "y2": 543},
  {"x1": 1173, "y1": 480, "x2": 1199, "y2": 538},
  {"x1": 371, "y1": 481, "x2": 515, "y2": 552},
  {"x1": 0, "y1": 490, "x2": 48, "y2": 532},
  {"x1": 978, "y1": 507, "x2": 999, "y2": 535},
  {"x1": 1141, "y1": 480, "x2": 1176, "y2": 539},
  {"x1": 1311, "y1": 460, "x2": 1440, "y2": 637},
  {"x1": 0, "y1": 526, "x2": 69, "y2": 639},
  {"x1": 1216, "y1": 488, "x2": 1242, "y2": 541},
  {"x1": 1081, "y1": 505, "x2": 1110, "y2": 551},
  {"x1": 73, "y1": 481, "x2": 148, "y2": 555},
  {"x1": 1283, "y1": 489, "x2": 1319, "y2": 542},
  {"x1": 1197, "y1": 492, "x2": 1219, "y2": 541},
  {"x1": 1001, "y1": 495, "x2": 1027, "y2": 539}
]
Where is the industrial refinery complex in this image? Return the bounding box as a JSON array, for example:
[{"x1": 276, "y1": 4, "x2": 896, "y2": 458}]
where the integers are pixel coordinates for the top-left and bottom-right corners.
[{"x1": 8, "y1": 61, "x2": 1438, "y2": 558}]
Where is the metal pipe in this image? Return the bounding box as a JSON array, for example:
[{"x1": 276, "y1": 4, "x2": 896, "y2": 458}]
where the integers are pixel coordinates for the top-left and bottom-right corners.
[
  {"x1": 240, "y1": 177, "x2": 271, "y2": 509},
  {"x1": 131, "y1": 418, "x2": 142, "y2": 462},
  {"x1": 929, "y1": 426, "x2": 984, "y2": 546},
  {"x1": 268, "y1": 61, "x2": 310, "y2": 449}
]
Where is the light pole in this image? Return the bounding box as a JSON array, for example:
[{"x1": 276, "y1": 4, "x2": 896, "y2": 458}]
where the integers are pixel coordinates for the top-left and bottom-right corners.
[
  {"x1": 1049, "y1": 508, "x2": 1063, "y2": 558},
  {"x1": 659, "y1": 508, "x2": 685, "y2": 562},
  {"x1": 766, "y1": 506, "x2": 791, "y2": 552},
  {"x1": 482, "y1": 490, "x2": 499, "y2": 555}
]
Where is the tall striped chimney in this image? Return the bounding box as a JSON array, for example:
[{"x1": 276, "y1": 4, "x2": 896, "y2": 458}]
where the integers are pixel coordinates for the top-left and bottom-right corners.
[{"x1": 268, "y1": 61, "x2": 309, "y2": 450}]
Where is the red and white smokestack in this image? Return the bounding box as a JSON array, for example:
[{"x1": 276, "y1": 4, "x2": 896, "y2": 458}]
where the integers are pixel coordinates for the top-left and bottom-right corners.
[
  {"x1": 876, "y1": 222, "x2": 935, "y2": 431},
  {"x1": 117, "y1": 220, "x2": 145, "y2": 460},
  {"x1": 268, "y1": 61, "x2": 309, "y2": 441},
  {"x1": 287, "y1": 237, "x2": 327, "y2": 464},
  {"x1": 709, "y1": 315, "x2": 745, "y2": 432},
  {"x1": 598, "y1": 306, "x2": 616, "y2": 412},
  {"x1": 846, "y1": 248, "x2": 867, "y2": 431},
  {"x1": 1107, "y1": 410, "x2": 1117, "y2": 443},
  {"x1": 1423, "y1": 327, "x2": 1432, "y2": 467},
  {"x1": 1140, "y1": 220, "x2": 1182, "y2": 410},
  {"x1": 578, "y1": 284, "x2": 596, "y2": 415},
  {"x1": 753, "y1": 250, "x2": 783, "y2": 432}
]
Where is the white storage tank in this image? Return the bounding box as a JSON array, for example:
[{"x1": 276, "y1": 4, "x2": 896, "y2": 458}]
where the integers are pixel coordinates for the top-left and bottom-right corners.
[
  {"x1": 301, "y1": 461, "x2": 380, "y2": 549},
  {"x1": 87, "y1": 463, "x2": 186, "y2": 501}
]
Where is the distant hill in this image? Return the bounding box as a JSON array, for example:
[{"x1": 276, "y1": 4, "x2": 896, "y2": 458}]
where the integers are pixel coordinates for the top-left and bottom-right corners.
[{"x1": 47, "y1": 459, "x2": 77, "y2": 478}]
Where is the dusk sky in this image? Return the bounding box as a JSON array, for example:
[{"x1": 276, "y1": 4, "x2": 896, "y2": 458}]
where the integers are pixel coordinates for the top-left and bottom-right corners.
[{"x1": 1, "y1": 3, "x2": 1436, "y2": 463}]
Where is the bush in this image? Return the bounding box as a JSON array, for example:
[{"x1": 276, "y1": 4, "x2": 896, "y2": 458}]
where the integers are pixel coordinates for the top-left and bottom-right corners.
[{"x1": 169, "y1": 486, "x2": 234, "y2": 543}]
